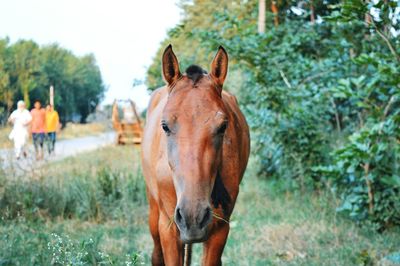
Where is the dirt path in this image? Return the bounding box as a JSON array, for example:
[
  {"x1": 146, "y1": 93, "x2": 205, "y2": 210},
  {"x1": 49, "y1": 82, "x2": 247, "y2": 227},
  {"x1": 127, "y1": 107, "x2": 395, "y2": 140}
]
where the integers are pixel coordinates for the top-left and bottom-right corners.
[{"x1": 0, "y1": 132, "x2": 116, "y2": 171}]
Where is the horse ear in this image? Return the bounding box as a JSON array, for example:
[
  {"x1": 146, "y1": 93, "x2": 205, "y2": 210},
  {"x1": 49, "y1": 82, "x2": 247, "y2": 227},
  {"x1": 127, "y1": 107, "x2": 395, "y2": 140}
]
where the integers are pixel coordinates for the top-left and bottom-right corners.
[
  {"x1": 210, "y1": 46, "x2": 228, "y2": 93},
  {"x1": 162, "y1": 44, "x2": 181, "y2": 87}
]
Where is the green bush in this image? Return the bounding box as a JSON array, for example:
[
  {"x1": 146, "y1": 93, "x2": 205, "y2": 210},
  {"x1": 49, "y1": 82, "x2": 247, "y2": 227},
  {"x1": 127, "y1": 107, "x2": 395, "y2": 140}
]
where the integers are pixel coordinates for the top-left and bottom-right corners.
[{"x1": 316, "y1": 117, "x2": 400, "y2": 229}]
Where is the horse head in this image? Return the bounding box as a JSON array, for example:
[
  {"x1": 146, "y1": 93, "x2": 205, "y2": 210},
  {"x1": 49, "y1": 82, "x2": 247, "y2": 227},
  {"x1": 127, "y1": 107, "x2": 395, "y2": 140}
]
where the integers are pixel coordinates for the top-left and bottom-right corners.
[{"x1": 161, "y1": 45, "x2": 229, "y2": 243}]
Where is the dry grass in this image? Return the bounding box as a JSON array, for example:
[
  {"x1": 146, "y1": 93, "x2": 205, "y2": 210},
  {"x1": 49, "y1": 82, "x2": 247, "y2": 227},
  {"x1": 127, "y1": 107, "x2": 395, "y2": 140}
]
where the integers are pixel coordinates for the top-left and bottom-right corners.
[
  {"x1": 58, "y1": 122, "x2": 110, "y2": 140},
  {"x1": 0, "y1": 126, "x2": 12, "y2": 149}
]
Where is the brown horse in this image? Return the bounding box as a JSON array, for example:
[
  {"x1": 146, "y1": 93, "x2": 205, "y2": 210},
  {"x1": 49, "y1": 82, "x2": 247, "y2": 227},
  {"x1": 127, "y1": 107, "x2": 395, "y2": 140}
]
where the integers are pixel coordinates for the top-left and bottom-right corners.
[{"x1": 141, "y1": 45, "x2": 250, "y2": 266}]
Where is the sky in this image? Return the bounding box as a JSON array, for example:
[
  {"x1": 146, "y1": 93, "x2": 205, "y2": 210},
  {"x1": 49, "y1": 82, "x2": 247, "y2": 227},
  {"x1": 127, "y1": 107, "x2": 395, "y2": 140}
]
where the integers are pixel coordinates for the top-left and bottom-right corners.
[{"x1": 0, "y1": 0, "x2": 182, "y2": 110}]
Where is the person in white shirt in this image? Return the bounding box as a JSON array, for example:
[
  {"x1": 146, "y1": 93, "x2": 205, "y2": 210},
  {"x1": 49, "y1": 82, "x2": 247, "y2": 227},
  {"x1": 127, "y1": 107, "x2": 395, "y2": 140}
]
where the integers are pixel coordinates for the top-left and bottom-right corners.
[{"x1": 8, "y1": 100, "x2": 32, "y2": 159}]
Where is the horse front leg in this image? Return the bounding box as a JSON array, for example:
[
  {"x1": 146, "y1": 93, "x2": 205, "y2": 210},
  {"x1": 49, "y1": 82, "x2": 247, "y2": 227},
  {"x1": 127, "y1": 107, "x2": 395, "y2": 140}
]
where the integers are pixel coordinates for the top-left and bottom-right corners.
[
  {"x1": 158, "y1": 212, "x2": 184, "y2": 266},
  {"x1": 202, "y1": 223, "x2": 230, "y2": 266},
  {"x1": 148, "y1": 194, "x2": 164, "y2": 266}
]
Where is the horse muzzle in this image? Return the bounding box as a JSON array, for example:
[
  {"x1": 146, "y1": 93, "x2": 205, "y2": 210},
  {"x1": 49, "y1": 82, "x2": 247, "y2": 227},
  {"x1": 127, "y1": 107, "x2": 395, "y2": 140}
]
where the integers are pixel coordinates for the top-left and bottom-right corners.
[{"x1": 174, "y1": 202, "x2": 212, "y2": 244}]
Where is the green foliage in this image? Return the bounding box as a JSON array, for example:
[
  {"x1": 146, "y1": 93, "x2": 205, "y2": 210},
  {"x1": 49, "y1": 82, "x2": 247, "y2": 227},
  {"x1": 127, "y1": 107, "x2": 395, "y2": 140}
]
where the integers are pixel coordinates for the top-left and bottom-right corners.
[
  {"x1": 0, "y1": 39, "x2": 105, "y2": 123},
  {"x1": 145, "y1": 0, "x2": 258, "y2": 90},
  {"x1": 316, "y1": 118, "x2": 400, "y2": 228},
  {"x1": 146, "y1": 0, "x2": 400, "y2": 228},
  {"x1": 314, "y1": 34, "x2": 400, "y2": 228}
]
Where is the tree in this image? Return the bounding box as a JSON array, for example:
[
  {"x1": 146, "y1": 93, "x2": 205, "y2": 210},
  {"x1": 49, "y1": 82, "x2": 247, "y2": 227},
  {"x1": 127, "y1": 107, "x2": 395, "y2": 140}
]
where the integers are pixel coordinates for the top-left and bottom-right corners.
[
  {"x1": 72, "y1": 54, "x2": 105, "y2": 123},
  {"x1": 8, "y1": 40, "x2": 41, "y2": 109},
  {"x1": 0, "y1": 38, "x2": 11, "y2": 121},
  {"x1": 0, "y1": 38, "x2": 105, "y2": 124}
]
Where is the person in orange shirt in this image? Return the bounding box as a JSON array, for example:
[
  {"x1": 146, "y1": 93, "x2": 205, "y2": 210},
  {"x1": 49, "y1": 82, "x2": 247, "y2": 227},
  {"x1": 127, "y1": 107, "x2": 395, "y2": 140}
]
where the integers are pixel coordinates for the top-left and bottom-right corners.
[
  {"x1": 30, "y1": 100, "x2": 46, "y2": 160},
  {"x1": 45, "y1": 104, "x2": 60, "y2": 155}
]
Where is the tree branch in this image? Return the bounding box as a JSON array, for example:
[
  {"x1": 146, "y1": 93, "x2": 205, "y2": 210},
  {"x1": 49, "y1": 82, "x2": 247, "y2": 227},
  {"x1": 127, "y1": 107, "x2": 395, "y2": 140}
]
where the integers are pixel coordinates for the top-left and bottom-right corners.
[
  {"x1": 362, "y1": 163, "x2": 374, "y2": 215},
  {"x1": 298, "y1": 68, "x2": 336, "y2": 87},
  {"x1": 365, "y1": 13, "x2": 400, "y2": 62},
  {"x1": 331, "y1": 98, "x2": 342, "y2": 132},
  {"x1": 279, "y1": 70, "x2": 292, "y2": 89},
  {"x1": 383, "y1": 95, "x2": 396, "y2": 119}
]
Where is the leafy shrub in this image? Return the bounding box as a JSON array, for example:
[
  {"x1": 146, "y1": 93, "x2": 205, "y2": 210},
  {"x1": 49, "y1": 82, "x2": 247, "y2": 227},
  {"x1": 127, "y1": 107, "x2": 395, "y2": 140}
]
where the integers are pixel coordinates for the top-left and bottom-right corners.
[
  {"x1": 316, "y1": 118, "x2": 400, "y2": 229},
  {"x1": 316, "y1": 1, "x2": 400, "y2": 227}
]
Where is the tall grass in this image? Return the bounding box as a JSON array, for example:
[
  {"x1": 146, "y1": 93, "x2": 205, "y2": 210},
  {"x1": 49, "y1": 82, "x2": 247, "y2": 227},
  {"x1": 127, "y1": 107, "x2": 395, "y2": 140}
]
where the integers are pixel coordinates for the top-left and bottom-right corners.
[
  {"x1": 0, "y1": 146, "x2": 147, "y2": 265},
  {"x1": 0, "y1": 166, "x2": 145, "y2": 222}
]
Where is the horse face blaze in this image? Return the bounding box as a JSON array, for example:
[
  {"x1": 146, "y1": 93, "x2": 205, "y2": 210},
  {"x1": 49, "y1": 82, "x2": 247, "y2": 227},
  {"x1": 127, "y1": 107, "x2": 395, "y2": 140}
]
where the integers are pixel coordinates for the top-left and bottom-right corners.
[{"x1": 162, "y1": 88, "x2": 227, "y2": 243}]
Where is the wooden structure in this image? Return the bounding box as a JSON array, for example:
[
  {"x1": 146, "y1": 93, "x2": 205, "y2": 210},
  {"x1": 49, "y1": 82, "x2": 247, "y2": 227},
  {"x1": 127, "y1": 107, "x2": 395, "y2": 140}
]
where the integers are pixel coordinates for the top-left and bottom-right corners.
[{"x1": 112, "y1": 99, "x2": 142, "y2": 145}]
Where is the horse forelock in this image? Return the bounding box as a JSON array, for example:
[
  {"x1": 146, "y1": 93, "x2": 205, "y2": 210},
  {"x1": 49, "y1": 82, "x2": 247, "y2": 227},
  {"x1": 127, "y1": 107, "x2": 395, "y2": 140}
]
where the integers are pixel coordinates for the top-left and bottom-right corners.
[{"x1": 185, "y1": 65, "x2": 207, "y2": 84}]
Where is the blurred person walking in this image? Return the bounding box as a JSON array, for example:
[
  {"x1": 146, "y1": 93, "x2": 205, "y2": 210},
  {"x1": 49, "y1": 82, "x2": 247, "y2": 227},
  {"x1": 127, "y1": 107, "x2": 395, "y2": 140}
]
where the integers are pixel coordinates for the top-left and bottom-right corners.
[
  {"x1": 30, "y1": 100, "x2": 46, "y2": 160},
  {"x1": 45, "y1": 104, "x2": 59, "y2": 155},
  {"x1": 8, "y1": 100, "x2": 32, "y2": 159}
]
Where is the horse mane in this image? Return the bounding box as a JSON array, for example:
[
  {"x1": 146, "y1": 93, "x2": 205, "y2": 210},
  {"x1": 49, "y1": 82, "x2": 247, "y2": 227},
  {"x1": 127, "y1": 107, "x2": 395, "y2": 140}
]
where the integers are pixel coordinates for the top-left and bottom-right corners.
[
  {"x1": 211, "y1": 171, "x2": 231, "y2": 216},
  {"x1": 185, "y1": 65, "x2": 207, "y2": 84}
]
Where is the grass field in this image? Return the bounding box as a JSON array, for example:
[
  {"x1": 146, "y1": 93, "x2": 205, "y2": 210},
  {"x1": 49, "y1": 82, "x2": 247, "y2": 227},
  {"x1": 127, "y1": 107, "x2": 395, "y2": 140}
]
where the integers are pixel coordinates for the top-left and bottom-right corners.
[
  {"x1": 0, "y1": 146, "x2": 399, "y2": 265},
  {"x1": 0, "y1": 122, "x2": 109, "y2": 149}
]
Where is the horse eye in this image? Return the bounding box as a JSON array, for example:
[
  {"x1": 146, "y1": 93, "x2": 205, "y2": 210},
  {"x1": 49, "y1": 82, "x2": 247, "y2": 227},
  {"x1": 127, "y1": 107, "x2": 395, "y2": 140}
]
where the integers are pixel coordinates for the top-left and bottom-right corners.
[
  {"x1": 161, "y1": 122, "x2": 170, "y2": 134},
  {"x1": 217, "y1": 122, "x2": 228, "y2": 135}
]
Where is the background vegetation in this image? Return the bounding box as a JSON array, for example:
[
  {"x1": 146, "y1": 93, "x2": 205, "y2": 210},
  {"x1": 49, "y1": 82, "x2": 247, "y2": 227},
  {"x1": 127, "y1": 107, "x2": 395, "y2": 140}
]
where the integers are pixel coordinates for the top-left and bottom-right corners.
[
  {"x1": 0, "y1": 39, "x2": 105, "y2": 124},
  {"x1": 146, "y1": 0, "x2": 400, "y2": 230},
  {"x1": 0, "y1": 0, "x2": 399, "y2": 265}
]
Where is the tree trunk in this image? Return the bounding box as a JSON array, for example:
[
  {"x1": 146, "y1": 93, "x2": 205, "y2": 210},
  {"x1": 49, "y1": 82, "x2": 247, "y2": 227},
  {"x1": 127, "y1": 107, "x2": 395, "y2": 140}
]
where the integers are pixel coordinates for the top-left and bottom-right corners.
[
  {"x1": 271, "y1": 1, "x2": 279, "y2": 26},
  {"x1": 310, "y1": 0, "x2": 315, "y2": 24},
  {"x1": 23, "y1": 86, "x2": 30, "y2": 109},
  {"x1": 363, "y1": 163, "x2": 374, "y2": 215},
  {"x1": 258, "y1": 0, "x2": 266, "y2": 34}
]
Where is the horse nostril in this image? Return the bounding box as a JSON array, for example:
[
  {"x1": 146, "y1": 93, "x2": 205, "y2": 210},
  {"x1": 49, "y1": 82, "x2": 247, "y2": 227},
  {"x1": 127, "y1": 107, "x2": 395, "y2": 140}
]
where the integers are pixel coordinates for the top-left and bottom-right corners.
[
  {"x1": 199, "y1": 207, "x2": 211, "y2": 229},
  {"x1": 176, "y1": 208, "x2": 183, "y2": 225}
]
